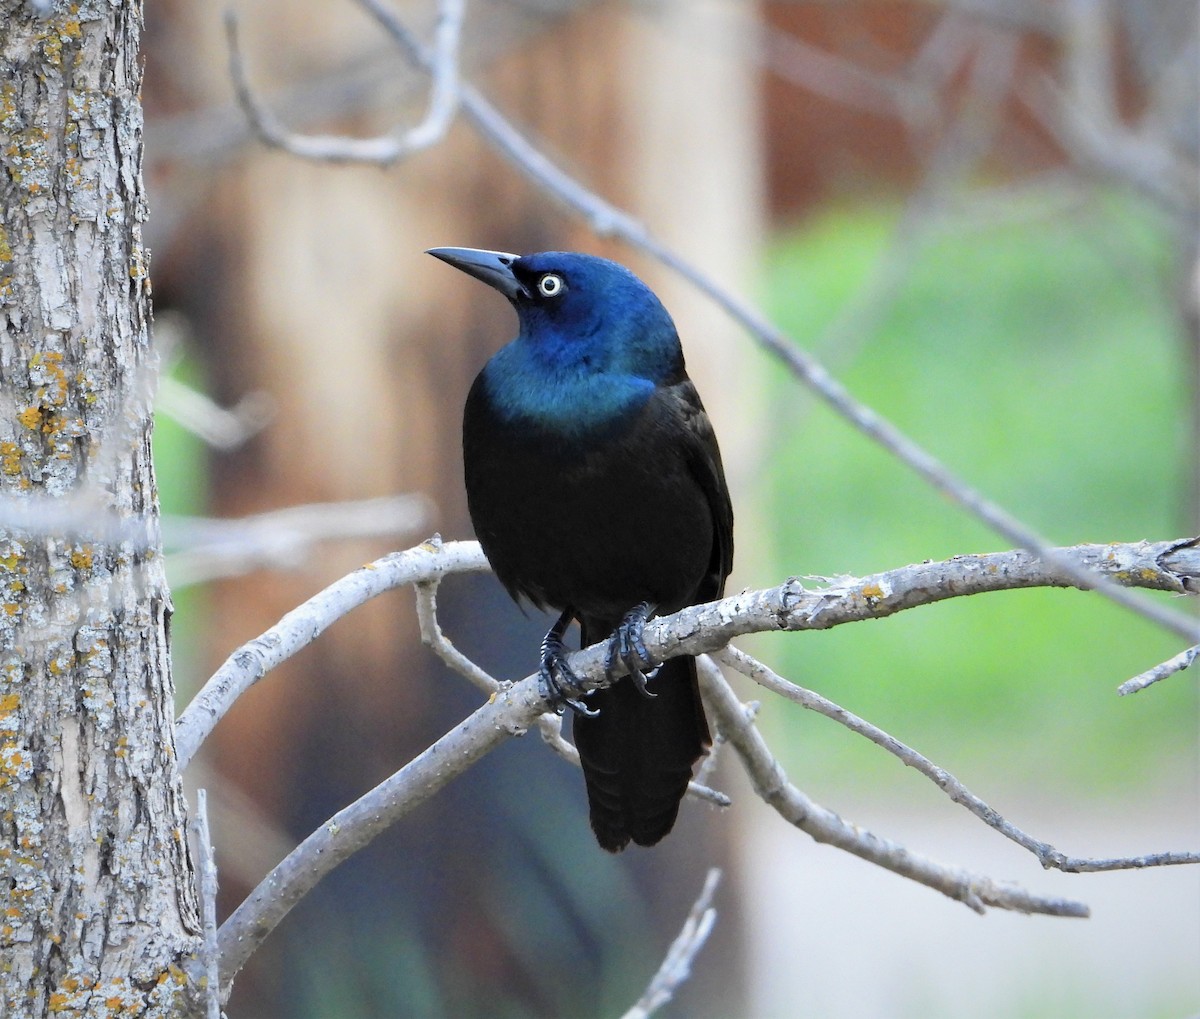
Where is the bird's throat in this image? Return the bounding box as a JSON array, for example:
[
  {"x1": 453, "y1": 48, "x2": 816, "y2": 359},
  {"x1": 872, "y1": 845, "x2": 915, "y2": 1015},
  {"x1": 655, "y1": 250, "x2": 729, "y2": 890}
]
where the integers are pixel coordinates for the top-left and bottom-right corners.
[{"x1": 481, "y1": 354, "x2": 654, "y2": 437}]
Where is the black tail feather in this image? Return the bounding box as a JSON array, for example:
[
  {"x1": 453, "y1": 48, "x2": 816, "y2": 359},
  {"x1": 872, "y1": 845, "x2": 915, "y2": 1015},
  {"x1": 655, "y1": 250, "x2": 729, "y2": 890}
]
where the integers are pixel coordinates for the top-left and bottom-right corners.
[{"x1": 572, "y1": 650, "x2": 710, "y2": 852}]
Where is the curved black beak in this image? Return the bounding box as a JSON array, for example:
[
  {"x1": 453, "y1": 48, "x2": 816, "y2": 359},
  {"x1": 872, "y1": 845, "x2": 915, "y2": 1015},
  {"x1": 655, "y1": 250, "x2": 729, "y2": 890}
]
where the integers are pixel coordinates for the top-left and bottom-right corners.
[{"x1": 426, "y1": 247, "x2": 527, "y2": 301}]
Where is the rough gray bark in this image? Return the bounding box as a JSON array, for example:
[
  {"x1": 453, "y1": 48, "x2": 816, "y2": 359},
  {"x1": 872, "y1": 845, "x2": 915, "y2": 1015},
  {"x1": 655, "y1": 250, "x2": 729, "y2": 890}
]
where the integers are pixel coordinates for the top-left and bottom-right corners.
[{"x1": 0, "y1": 1, "x2": 200, "y2": 1014}]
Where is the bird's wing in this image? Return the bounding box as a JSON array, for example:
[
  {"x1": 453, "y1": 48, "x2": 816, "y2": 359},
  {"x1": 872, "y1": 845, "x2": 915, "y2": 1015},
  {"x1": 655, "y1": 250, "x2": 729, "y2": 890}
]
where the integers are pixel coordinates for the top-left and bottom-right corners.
[{"x1": 666, "y1": 378, "x2": 735, "y2": 601}]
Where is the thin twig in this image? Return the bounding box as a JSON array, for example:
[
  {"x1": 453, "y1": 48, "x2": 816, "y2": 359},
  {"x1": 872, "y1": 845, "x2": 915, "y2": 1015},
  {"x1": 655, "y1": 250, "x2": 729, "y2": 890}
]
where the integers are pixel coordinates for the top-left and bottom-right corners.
[
  {"x1": 173, "y1": 537, "x2": 490, "y2": 769},
  {"x1": 224, "y1": 0, "x2": 464, "y2": 164},
  {"x1": 621, "y1": 868, "x2": 722, "y2": 1019},
  {"x1": 695, "y1": 657, "x2": 1090, "y2": 917},
  {"x1": 414, "y1": 577, "x2": 500, "y2": 694},
  {"x1": 1119, "y1": 644, "x2": 1200, "y2": 696},
  {"x1": 800, "y1": 21, "x2": 1017, "y2": 379},
  {"x1": 1015, "y1": 0, "x2": 1195, "y2": 219},
  {"x1": 717, "y1": 645, "x2": 1200, "y2": 872},
  {"x1": 156, "y1": 374, "x2": 274, "y2": 451},
  {"x1": 164, "y1": 494, "x2": 434, "y2": 589},
  {"x1": 193, "y1": 789, "x2": 222, "y2": 1019}
]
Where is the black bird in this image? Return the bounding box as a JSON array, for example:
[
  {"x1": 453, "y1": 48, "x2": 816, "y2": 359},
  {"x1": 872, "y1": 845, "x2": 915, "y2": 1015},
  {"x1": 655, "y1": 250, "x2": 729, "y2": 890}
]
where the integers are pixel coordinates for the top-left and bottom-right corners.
[{"x1": 429, "y1": 246, "x2": 734, "y2": 851}]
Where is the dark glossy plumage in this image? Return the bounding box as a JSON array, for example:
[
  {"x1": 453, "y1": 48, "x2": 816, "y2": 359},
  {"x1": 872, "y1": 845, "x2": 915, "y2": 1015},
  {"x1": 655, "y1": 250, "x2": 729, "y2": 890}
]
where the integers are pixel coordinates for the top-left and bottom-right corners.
[{"x1": 430, "y1": 247, "x2": 733, "y2": 851}]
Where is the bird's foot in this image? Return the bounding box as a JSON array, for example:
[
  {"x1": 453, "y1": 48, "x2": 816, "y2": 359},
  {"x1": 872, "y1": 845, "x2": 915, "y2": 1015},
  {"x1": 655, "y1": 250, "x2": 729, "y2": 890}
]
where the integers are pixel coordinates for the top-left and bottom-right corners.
[
  {"x1": 539, "y1": 609, "x2": 598, "y2": 717},
  {"x1": 605, "y1": 601, "x2": 659, "y2": 699}
]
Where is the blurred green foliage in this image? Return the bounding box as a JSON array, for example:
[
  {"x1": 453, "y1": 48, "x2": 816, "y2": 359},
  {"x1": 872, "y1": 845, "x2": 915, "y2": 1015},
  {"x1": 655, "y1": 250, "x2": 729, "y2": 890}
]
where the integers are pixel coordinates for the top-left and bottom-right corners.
[
  {"x1": 151, "y1": 345, "x2": 209, "y2": 702},
  {"x1": 756, "y1": 197, "x2": 1196, "y2": 794}
]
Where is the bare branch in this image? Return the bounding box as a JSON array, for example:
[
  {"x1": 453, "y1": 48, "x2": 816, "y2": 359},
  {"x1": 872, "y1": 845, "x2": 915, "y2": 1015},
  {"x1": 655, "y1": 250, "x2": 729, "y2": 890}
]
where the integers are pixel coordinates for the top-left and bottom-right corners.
[
  {"x1": 909, "y1": 0, "x2": 1061, "y2": 37},
  {"x1": 717, "y1": 645, "x2": 1200, "y2": 873},
  {"x1": 1015, "y1": 0, "x2": 1195, "y2": 215},
  {"x1": 757, "y1": 21, "x2": 909, "y2": 119},
  {"x1": 1119, "y1": 643, "x2": 1200, "y2": 696},
  {"x1": 164, "y1": 494, "x2": 433, "y2": 589},
  {"x1": 622, "y1": 868, "x2": 722, "y2": 1019},
  {"x1": 418, "y1": 580, "x2": 738, "y2": 797},
  {"x1": 173, "y1": 536, "x2": 489, "y2": 769},
  {"x1": 156, "y1": 373, "x2": 274, "y2": 451},
  {"x1": 206, "y1": 536, "x2": 1200, "y2": 984},
  {"x1": 193, "y1": 789, "x2": 222, "y2": 1019},
  {"x1": 373, "y1": 4, "x2": 1198, "y2": 642},
  {"x1": 414, "y1": 577, "x2": 500, "y2": 694},
  {"x1": 215, "y1": 663, "x2": 544, "y2": 996},
  {"x1": 211, "y1": 647, "x2": 1081, "y2": 999},
  {"x1": 177, "y1": 536, "x2": 1199, "y2": 769},
  {"x1": 224, "y1": 0, "x2": 464, "y2": 164},
  {"x1": 221, "y1": 0, "x2": 1198, "y2": 641},
  {"x1": 695, "y1": 657, "x2": 1089, "y2": 917},
  {"x1": 214, "y1": 653, "x2": 1074, "y2": 998},
  {"x1": 798, "y1": 21, "x2": 1018, "y2": 375}
]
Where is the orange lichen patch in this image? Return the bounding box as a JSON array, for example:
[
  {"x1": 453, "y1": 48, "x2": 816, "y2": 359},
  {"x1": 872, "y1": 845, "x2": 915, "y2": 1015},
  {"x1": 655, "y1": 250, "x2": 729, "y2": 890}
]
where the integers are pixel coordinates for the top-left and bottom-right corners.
[
  {"x1": 69, "y1": 547, "x2": 93, "y2": 570},
  {"x1": 30, "y1": 351, "x2": 68, "y2": 401},
  {"x1": 0, "y1": 693, "x2": 18, "y2": 713},
  {"x1": 16, "y1": 407, "x2": 41, "y2": 431},
  {"x1": 860, "y1": 582, "x2": 885, "y2": 599},
  {"x1": 0, "y1": 442, "x2": 21, "y2": 476}
]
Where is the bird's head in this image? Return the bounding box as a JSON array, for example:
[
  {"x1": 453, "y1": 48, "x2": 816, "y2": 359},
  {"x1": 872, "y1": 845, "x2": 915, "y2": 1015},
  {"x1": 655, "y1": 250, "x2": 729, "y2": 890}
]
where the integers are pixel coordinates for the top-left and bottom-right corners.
[{"x1": 427, "y1": 247, "x2": 683, "y2": 382}]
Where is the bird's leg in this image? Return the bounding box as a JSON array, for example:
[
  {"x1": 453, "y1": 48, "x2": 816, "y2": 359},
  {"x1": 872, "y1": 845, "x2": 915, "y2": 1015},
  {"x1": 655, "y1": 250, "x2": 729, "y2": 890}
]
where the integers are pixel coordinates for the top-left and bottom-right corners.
[
  {"x1": 605, "y1": 601, "x2": 659, "y2": 699},
  {"x1": 539, "y1": 608, "x2": 598, "y2": 717}
]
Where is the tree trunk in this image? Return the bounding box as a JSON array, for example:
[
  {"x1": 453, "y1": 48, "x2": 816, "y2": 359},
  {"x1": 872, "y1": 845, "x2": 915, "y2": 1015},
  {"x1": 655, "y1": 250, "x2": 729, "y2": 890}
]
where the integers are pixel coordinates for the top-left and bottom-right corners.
[{"x1": 0, "y1": 2, "x2": 200, "y2": 1014}]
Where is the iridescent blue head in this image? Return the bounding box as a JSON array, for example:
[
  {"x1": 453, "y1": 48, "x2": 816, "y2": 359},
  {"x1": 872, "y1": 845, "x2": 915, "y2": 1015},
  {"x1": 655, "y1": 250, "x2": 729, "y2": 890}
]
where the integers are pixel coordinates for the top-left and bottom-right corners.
[{"x1": 429, "y1": 247, "x2": 685, "y2": 412}]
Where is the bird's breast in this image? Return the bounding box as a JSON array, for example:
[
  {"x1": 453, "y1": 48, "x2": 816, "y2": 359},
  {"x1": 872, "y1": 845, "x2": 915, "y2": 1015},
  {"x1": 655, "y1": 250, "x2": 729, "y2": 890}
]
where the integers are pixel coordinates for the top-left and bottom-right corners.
[{"x1": 463, "y1": 380, "x2": 714, "y2": 621}]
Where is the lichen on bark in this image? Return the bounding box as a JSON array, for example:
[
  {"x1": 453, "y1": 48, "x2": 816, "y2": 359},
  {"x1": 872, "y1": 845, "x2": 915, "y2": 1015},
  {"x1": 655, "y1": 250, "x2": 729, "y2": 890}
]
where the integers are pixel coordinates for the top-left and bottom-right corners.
[{"x1": 0, "y1": 0, "x2": 202, "y2": 1014}]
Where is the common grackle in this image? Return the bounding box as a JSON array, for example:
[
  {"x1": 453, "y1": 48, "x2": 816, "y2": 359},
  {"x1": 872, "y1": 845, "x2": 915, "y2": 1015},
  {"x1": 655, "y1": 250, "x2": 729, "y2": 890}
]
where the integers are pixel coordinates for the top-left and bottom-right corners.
[{"x1": 429, "y1": 247, "x2": 734, "y2": 852}]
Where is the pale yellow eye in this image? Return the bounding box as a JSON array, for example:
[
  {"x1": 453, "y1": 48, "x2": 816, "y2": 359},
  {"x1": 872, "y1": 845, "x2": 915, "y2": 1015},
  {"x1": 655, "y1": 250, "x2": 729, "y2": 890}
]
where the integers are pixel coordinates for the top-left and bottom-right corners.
[{"x1": 537, "y1": 273, "x2": 564, "y2": 298}]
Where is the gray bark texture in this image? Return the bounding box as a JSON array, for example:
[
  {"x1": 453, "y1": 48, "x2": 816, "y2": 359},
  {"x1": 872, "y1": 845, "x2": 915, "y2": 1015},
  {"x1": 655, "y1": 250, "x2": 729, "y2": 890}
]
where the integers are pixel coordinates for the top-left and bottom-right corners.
[{"x1": 0, "y1": 1, "x2": 201, "y2": 1015}]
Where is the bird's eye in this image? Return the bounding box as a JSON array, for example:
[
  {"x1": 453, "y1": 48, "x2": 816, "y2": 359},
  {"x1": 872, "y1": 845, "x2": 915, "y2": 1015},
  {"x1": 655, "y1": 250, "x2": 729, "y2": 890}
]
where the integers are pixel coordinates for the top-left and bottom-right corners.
[{"x1": 537, "y1": 273, "x2": 564, "y2": 298}]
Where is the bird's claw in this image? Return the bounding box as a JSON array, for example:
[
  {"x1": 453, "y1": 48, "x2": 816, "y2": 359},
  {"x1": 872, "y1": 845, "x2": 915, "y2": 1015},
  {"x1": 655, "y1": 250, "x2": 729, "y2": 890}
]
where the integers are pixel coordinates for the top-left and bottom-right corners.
[
  {"x1": 539, "y1": 653, "x2": 598, "y2": 717},
  {"x1": 605, "y1": 601, "x2": 658, "y2": 699},
  {"x1": 540, "y1": 610, "x2": 599, "y2": 717}
]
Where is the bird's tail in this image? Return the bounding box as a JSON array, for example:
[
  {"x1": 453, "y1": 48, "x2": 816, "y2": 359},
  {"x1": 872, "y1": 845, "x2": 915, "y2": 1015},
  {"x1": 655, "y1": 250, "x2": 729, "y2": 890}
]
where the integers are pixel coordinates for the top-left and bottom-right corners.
[{"x1": 572, "y1": 621, "x2": 711, "y2": 852}]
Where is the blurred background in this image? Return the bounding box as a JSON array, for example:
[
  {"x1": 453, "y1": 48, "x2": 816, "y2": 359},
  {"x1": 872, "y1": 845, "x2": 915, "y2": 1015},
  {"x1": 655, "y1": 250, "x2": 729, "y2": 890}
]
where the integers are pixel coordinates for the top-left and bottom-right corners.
[{"x1": 141, "y1": 1, "x2": 1198, "y2": 1016}]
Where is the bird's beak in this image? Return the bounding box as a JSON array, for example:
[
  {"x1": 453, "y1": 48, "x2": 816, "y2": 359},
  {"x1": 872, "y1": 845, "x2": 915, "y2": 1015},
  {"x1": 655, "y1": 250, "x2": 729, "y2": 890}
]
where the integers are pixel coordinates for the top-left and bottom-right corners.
[{"x1": 426, "y1": 247, "x2": 527, "y2": 301}]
